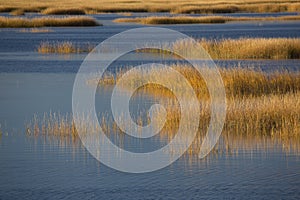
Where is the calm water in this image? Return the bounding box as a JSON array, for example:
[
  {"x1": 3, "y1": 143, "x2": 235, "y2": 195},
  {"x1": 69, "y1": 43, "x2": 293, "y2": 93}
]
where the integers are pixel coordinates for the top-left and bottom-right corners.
[{"x1": 0, "y1": 13, "x2": 300, "y2": 199}]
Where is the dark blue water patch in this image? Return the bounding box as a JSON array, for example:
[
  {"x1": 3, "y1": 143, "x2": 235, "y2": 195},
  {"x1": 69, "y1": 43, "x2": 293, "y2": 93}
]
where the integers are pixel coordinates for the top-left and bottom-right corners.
[
  {"x1": 1, "y1": 21, "x2": 300, "y2": 53},
  {"x1": 0, "y1": 51, "x2": 299, "y2": 73}
]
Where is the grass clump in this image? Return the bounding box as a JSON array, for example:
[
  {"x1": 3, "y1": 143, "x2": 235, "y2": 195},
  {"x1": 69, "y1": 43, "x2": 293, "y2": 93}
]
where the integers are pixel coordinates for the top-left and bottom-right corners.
[
  {"x1": 0, "y1": 16, "x2": 100, "y2": 28},
  {"x1": 9, "y1": 9, "x2": 24, "y2": 16},
  {"x1": 37, "y1": 41, "x2": 95, "y2": 54}
]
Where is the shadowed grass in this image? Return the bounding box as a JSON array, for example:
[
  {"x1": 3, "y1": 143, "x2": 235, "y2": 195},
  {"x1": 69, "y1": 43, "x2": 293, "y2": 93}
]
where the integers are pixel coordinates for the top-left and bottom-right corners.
[
  {"x1": 37, "y1": 41, "x2": 95, "y2": 54},
  {"x1": 0, "y1": 16, "x2": 100, "y2": 28},
  {"x1": 114, "y1": 15, "x2": 300, "y2": 24}
]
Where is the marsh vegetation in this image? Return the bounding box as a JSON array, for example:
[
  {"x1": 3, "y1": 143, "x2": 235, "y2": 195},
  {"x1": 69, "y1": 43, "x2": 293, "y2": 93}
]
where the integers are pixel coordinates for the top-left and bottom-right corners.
[
  {"x1": 1, "y1": 0, "x2": 300, "y2": 15},
  {"x1": 114, "y1": 15, "x2": 300, "y2": 24},
  {"x1": 37, "y1": 41, "x2": 95, "y2": 54},
  {"x1": 0, "y1": 16, "x2": 100, "y2": 28}
]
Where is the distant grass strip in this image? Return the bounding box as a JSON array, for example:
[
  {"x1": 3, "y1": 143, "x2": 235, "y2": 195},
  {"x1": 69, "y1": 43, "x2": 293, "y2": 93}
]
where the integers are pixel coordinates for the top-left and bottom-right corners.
[
  {"x1": 0, "y1": 16, "x2": 100, "y2": 28},
  {"x1": 41, "y1": 8, "x2": 86, "y2": 15},
  {"x1": 1, "y1": 0, "x2": 300, "y2": 14},
  {"x1": 38, "y1": 41, "x2": 95, "y2": 54},
  {"x1": 114, "y1": 15, "x2": 300, "y2": 24}
]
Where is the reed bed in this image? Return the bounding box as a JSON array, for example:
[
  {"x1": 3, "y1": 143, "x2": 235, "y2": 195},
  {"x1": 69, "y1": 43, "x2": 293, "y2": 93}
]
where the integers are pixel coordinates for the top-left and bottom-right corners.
[
  {"x1": 25, "y1": 65, "x2": 300, "y2": 155},
  {"x1": 137, "y1": 38, "x2": 300, "y2": 59},
  {"x1": 37, "y1": 41, "x2": 95, "y2": 54},
  {"x1": 1, "y1": 0, "x2": 300, "y2": 14},
  {"x1": 198, "y1": 38, "x2": 300, "y2": 59},
  {"x1": 157, "y1": 92, "x2": 300, "y2": 155},
  {"x1": 25, "y1": 91, "x2": 300, "y2": 156},
  {"x1": 95, "y1": 65, "x2": 300, "y2": 100},
  {"x1": 114, "y1": 15, "x2": 300, "y2": 24},
  {"x1": 0, "y1": 16, "x2": 100, "y2": 28}
]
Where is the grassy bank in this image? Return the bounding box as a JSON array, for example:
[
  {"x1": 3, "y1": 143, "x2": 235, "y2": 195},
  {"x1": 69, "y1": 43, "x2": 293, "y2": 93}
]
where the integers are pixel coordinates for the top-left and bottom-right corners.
[
  {"x1": 114, "y1": 15, "x2": 300, "y2": 24},
  {"x1": 37, "y1": 41, "x2": 95, "y2": 54},
  {"x1": 0, "y1": 16, "x2": 100, "y2": 28},
  {"x1": 1, "y1": 0, "x2": 300, "y2": 14}
]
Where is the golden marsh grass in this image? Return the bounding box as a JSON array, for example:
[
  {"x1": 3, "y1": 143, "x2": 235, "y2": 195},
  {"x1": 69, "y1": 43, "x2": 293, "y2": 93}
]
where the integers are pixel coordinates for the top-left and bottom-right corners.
[
  {"x1": 41, "y1": 8, "x2": 86, "y2": 15},
  {"x1": 25, "y1": 90, "x2": 300, "y2": 156},
  {"x1": 0, "y1": 16, "x2": 100, "y2": 28},
  {"x1": 137, "y1": 38, "x2": 300, "y2": 59},
  {"x1": 114, "y1": 15, "x2": 300, "y2": 24},
  {"x1": 94, "y1": 65, "x2": 300, "y2": 100},
  {"x1": 1, "y1": 0, "x2": 300, "y2": 14},
  {"x1": 198, "y1": 38, "x2": 300, "y2": 59},
  {"x1": 37, "y1": 41, "x2": 95, "y2": 54}
]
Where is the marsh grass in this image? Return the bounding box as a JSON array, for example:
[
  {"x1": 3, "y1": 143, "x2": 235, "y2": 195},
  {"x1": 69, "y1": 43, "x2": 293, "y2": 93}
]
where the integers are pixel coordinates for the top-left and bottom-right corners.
[
  {"x1": 0, "y1": 16, "x2": 100, "y2": 28},
  {"x1": 137, "y1": 38, "x2": 300, "y2": 59},
  {"x1": 1, "y1": 0, "x2": 300, "y2": 14},
  {"x1": 198, "y1": 38, "x2": 300, "y2": 59},
  {"x1": 25, "y1": 91, "x2": 300, "y2": 156},
  {"x1": 114, "y1": 15, "x2": 300, "y2": 24},
  {"x1": 41, "y1": 8, "x2": 86, "y2": 15},
  {"x1": 37, "y1": 41, "x2": 95, "y2": 54},
  {"x1": 9, "y1": 9, "x2": 24, "y2": 16},
  {"x1": 95, "y1": 65, "x2": 300, "y2": 100}
]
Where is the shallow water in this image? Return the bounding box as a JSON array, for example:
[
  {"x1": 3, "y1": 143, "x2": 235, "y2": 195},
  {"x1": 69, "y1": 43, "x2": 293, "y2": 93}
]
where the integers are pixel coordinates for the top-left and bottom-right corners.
[{"x1": 0, "y1": 13, "x2": 300, "y2": 199}]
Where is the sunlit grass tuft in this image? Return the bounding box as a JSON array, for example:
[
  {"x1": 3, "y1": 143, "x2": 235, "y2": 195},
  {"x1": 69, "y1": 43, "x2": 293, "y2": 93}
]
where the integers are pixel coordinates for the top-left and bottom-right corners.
[{"x1": 37, "y1": 41, "x2": 95, "y2": 54}]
